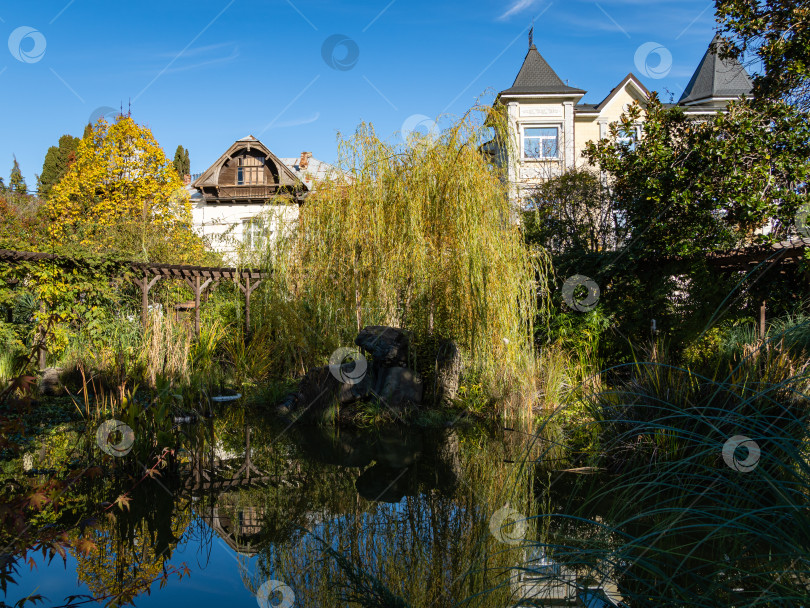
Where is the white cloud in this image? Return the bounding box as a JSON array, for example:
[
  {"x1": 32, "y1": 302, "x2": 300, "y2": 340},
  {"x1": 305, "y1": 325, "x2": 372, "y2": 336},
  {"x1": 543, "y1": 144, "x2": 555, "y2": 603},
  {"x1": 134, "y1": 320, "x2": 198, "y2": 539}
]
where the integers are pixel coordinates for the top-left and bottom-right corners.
[
  {"x1": 270, "y1": 112, "x2": 321, "y2": 129},
  {"x1": 162, "y1": 46, "x2": 240, "y2": 74},
  {"x1": 499, "y1": 0, "x2": 541, "y2": 21}
]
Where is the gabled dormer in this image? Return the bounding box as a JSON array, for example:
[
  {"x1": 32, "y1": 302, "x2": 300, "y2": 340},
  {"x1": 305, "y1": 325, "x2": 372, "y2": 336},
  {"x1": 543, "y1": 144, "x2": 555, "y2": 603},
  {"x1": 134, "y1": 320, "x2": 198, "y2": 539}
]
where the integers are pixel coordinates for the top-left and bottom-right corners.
[
  {"x1": 192, "y1": 136, "x2": 306, "y2": 204},
  {"x1": 678, "y1": 34, "x2": 753, "y2": 109}
]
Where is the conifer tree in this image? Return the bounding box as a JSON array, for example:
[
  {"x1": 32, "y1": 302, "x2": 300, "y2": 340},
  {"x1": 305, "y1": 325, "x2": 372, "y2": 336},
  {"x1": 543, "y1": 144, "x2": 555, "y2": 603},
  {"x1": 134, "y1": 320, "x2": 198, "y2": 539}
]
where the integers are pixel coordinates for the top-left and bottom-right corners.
[
  {"x1": 9, "y1": 158, "x2": 26, "y2": 194},
  {"x1": 172, "y1": 145, "x2": 190, "y2": 177},
  {"x1": 39, "y1": 134, "x2": 80, "y2": 197}
]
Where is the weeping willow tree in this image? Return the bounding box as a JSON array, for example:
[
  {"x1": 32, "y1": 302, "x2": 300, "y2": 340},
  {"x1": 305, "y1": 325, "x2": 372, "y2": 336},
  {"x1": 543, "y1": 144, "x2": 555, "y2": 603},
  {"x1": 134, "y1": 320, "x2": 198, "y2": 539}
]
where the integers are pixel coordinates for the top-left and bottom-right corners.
[{"x1": 257, "y1": 106, "x2": 551, "y2": 411}]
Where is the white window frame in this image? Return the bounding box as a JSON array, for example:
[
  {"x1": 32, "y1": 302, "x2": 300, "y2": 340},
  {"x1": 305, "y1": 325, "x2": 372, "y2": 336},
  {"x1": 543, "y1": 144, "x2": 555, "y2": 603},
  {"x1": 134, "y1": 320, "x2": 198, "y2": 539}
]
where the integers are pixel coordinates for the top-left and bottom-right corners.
[
  {"x1": 616, "y1": 124, "x2": 642, "y2": 151},
  {"x1": 242, "y1": 216, "x2": 271, "y2": 250},
  {"x1": 521, "y1": 124, "x2": 561, "y2": 161}
]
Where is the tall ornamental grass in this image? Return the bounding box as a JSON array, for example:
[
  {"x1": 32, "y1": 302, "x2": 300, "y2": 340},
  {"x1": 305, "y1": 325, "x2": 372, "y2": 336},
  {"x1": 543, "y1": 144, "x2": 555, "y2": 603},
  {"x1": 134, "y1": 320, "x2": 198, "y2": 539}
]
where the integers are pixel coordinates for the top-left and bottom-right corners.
[
  {"x1": 256, "y1": 108, "x2": 551, "y2": 411},
  {"x1": 515, "y1": 331, "x2": 810, "y2": 606}
]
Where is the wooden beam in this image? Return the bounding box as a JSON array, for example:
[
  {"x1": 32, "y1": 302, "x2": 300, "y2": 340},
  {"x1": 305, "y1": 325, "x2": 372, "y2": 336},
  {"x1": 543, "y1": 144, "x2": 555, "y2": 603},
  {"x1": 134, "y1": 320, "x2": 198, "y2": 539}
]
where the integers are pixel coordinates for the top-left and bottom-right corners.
[
  {"x1": 137, "y1": 271, "x2": 162, "y2": 328},
  {"x1": 760, "y1": 300, "x2": 767, "y2": 340},
  {"x1": 194, "y1": 276, "x2": 201, "y2": 337},
  {"x1": 247, "y1": 278, "x2": 263, "y2": 295},
  {"x1": 235, "y1": 275, "x2": 262, "y2": 332}
]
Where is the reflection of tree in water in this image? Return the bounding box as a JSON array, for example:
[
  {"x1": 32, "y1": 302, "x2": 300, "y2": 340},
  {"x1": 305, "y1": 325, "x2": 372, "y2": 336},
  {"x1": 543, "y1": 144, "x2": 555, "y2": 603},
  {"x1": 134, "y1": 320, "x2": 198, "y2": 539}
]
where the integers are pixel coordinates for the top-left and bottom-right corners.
[
  {"x1": 238, "y1": 424, "x2": 537, "y2": 608},
  {"x1": 74, "y1": 478, "x2": 191, "y2": 605},
  {"x1": 61, "y1": 416, "x2": 543, "y2": 607},
  {"x1": 71, "y1": 418, "x2": 274, "y2": 604}
]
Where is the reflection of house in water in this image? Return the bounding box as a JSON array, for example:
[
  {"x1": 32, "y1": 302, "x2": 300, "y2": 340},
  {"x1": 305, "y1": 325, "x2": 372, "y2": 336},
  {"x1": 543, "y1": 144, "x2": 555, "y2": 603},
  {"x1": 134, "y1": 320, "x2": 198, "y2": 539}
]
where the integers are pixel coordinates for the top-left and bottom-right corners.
[
  {"x1": 203, "y1": 498, "x2": 266, "y2": 557},
  {"x1": 182, "y1": 426, "x2": 276, "y2": 557},
  {"x1": 512, "y1": 547, "x2": 626, "y2": 607}
]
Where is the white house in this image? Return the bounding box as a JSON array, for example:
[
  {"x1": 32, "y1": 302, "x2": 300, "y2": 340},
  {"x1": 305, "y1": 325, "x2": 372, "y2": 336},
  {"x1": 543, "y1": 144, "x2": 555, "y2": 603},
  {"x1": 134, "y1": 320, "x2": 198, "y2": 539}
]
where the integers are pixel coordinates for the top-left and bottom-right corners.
[
  {"x1": 496, "y1": 33, "x2": 753, "y2": 204},
  {"x1": 188, "y1": 136, "x2": 338, "y2": 262}
]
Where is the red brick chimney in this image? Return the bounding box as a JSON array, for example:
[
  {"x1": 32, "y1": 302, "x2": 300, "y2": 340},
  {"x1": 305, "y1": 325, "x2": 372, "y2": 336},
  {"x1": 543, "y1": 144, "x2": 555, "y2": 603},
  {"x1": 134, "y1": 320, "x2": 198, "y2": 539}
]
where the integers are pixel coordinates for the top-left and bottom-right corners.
[{"x1": 299, "y1": 152, "x2": 312, "y2": 170}]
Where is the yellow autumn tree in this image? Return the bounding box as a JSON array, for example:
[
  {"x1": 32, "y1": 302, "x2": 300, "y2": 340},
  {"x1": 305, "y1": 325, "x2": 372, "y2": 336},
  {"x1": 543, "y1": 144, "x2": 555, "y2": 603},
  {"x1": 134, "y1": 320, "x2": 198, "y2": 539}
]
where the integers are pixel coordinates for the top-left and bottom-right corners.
[{"x1": 45, "y1": 116, "x2": 204, "y2": 264}]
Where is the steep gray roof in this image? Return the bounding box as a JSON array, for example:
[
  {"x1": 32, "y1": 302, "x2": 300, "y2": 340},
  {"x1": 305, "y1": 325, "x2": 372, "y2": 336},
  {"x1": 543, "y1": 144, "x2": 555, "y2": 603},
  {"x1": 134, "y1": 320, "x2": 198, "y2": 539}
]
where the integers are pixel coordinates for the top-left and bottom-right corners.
[
  {"x1": 500, "y1": 44, "x2": 585, "y2": 96},
  {"x1": 280, "y1": 157, "x2": 340, "y2": 191},
  {"x1": 679, "y1": 34, "x2": 752, "y2": 105}
]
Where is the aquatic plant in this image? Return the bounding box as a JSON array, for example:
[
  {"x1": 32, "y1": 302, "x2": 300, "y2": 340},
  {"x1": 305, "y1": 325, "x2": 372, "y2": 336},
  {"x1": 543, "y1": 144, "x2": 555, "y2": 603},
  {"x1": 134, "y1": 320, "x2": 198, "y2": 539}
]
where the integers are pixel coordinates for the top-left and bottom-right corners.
[{"x1": 514, "y1": 333, "x2": 810, "y2": 606}]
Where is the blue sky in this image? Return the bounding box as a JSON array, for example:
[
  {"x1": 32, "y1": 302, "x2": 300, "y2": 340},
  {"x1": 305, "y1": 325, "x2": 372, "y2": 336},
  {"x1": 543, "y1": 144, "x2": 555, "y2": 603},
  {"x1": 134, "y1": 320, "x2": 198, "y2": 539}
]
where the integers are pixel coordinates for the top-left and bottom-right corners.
[{"x1": 1, "y1": 0, "x2": 722, "y2": 186}]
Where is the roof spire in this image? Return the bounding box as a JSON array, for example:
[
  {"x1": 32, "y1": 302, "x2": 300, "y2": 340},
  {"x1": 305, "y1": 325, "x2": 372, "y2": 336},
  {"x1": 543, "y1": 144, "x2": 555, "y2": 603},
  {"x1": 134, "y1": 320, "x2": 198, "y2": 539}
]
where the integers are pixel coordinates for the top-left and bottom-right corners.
[
  {"x1": 678, "y1": 34, "x2": 752, "y2": 105},
  {"x1": 529, "y1": 23, "x2": 534, "y2": 49}
]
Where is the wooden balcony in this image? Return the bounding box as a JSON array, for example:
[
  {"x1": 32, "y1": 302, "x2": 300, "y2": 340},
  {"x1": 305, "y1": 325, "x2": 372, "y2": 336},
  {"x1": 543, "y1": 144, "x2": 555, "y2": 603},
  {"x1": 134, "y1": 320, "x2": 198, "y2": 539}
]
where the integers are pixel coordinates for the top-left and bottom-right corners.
[{"x1": 212, "y1": 184, "x2": 280, "y2": 201}]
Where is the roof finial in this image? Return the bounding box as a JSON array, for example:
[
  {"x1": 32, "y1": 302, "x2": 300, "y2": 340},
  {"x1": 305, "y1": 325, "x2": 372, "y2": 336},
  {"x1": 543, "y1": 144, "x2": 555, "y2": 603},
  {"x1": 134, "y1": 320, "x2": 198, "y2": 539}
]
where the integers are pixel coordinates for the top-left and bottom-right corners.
[{"x1": 529, "y1": 23, "x2": 534, "y2": 48}]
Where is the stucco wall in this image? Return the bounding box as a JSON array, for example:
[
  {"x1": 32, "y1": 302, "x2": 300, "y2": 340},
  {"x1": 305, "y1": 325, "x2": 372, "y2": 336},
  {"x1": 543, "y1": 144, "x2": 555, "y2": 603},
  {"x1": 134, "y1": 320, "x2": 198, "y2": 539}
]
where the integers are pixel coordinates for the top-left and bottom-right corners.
[
  {"x1": 575, "y1": 85, "x2": 647, "y2": 169},
  {"x1": 191, "y1": 195, "x2": 299, "y2": 264}
]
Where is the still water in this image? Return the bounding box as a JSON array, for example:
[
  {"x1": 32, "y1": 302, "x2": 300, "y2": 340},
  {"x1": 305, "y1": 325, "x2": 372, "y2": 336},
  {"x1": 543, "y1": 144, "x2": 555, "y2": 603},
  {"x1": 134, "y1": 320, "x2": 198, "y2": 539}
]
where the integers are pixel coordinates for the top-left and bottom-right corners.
[
  {"x1": 7, "y1": 409, "x2": 555, "y2": 608},
  {"x1": 4, "y1": 403, "x2": 808, "y2": 607}
]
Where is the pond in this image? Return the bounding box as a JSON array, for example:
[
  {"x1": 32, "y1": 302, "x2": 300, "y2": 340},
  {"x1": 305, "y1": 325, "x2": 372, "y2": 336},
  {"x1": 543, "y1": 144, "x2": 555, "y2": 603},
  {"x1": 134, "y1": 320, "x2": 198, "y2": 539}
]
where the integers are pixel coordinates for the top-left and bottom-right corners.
[{"x1": 3, "y1": 402, "x2": 808, "y2": 607}]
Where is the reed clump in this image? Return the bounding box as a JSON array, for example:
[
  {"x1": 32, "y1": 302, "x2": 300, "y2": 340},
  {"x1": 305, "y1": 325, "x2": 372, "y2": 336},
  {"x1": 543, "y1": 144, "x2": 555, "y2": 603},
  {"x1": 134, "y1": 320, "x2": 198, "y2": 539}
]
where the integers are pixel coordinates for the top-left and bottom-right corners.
[
  {"x1": 525, "y1": 333, "x2": 810, "y2": 606},
  {"x1": 255, "y1": 108, "x2": 551, "y2": 414}
]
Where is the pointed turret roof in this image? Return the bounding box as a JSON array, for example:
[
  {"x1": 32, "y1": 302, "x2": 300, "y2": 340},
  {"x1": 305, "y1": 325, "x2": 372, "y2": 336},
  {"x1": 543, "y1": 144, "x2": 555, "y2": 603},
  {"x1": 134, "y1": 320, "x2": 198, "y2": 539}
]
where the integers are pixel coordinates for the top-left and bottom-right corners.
[
  {"x1": 500, "y1": 44, "x2": 586, "y2": 96},
  {"x1": 679, "y1": 34, "x2": 752, "y2": 105}
]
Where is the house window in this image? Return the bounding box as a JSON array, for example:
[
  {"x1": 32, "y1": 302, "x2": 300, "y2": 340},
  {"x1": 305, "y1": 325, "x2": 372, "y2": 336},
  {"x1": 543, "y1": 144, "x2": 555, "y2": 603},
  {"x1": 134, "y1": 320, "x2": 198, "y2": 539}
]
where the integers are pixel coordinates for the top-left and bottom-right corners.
[
  {"x1": 523, "y1": 127, "x2": 559, "y2": 160},
  {"x1": 617, "y1": 125, "x2": 641, "y2": 151},
  {"x1": 243, "y1": 217, "x2": 271, "y2": 249},
  {"x1": 236, "y1": 156, "x2": 265, "y2": 186}
]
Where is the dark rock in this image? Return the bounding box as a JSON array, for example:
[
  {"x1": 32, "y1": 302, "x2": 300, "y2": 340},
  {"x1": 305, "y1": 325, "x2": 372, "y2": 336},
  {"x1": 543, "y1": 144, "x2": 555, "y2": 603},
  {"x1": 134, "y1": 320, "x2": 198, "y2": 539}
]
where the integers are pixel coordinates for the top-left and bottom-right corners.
[
  {"x1": 355, "y1": 326, "x2": 409, "y2": 368},
  {"x1": 356, "y1": 464, "x2": 412, "y2": 503},
  {"x1": 437, "y1": 429, "x2": 462, "y2": 481},
  {"x1": 337, "y1": 370, "x2": 372, "y2": 405},
  {"x1": 376, "y1": 366, "x2": 423, "y2": 409},
  {"x1": 434, "y1": 339, "x2": 462, "y2": 406},
  {"x1": 38, "y1": 367, "x2": 63, "y2": 397},
  {"x1": 290, "y1": 365, "x2": 341, "y2": 419},
  {"x1": 375, "y1": 432, "x2": 422, "y2": 468},
  {"x1": 275, "y1": 394, "x2": 296, "y2": 416},
  {"x1": 297, "y1": 426, "x2": 374, "y2": 468},
  {"x1": 289, "y1": 362, "x2": 372, "y2": 419}
]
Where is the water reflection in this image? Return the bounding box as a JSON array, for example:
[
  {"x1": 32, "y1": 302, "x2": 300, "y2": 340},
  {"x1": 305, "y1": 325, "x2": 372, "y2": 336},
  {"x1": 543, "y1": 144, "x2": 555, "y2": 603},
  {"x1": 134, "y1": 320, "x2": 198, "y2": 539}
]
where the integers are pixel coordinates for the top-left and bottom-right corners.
[
  {"x1": 6, "y1": 413, "x2": 537, "y2": 606},
  {"x1": 5, "y1": 404, "x2": 807, "y2": 607}
]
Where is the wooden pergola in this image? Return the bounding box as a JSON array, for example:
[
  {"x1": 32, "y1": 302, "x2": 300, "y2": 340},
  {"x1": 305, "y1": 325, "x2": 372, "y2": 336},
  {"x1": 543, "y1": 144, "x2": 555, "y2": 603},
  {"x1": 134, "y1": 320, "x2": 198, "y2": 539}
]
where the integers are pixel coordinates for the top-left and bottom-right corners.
[
  {"x1": 0, "y1": 249, "x2": 269, "y2": 335},
  {"x1": 704, "y1": 237, "x2": 810, "y2": 271},
  {"x1": 686, "y1": 237, "x2": 808, "y2": 338},
  {"x1": 130, "y1": 261, "x2": 267, "y2": 334}
]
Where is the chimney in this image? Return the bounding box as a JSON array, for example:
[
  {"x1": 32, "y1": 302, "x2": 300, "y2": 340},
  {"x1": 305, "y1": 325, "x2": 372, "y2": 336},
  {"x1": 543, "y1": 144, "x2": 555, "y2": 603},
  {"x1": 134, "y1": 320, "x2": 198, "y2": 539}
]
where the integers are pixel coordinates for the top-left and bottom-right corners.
[
  {"x1": 299, "y1": 151, "x2": 312, "y2": 170},
  {"x1": 183, "y1": 174, "x2": 191, "y2": 185}
]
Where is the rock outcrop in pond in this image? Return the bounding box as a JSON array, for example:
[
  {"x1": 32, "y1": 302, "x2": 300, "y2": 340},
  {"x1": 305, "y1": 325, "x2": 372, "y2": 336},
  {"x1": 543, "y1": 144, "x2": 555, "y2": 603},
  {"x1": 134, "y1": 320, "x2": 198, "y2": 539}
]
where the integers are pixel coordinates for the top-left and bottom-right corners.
[{"x1": 279, "y1": 326, "x2": 461, "y2": 422}]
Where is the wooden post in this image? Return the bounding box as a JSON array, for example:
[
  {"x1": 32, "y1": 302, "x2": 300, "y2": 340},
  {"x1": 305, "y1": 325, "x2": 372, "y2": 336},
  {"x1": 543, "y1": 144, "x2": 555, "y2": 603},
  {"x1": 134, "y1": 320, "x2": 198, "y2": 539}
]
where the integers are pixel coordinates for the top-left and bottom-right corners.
[
  {"x1": 141, "y1": 271, "x2": 149, "y2": 326},
  {"x1": 760, "y1": 300, "x2": 767, "y2": 339},
  {"x1": 184, "y1": 275, "x2": 212, "y2": 338},
  {"x1": 245, "y1": 276, "x2": 251, "y2": 330},
  {"x1": 235, "y1": 274, "x2": 263, "y2": 334},
  {"x1": 37, "y1": 301, "x2": 47, "y2": 369},
  {"x1": 194, "y1": 276, "x2": 201, "y2": 337},
  {"x1": 37, "y1": 328, "x2": 47, "y2": 370},
  {"x1": 245, "y1": 426, "x2": 251, "y2": 482},
  {"x1": 132, "y1": 270, "x2": 162, "y2": 328}
]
